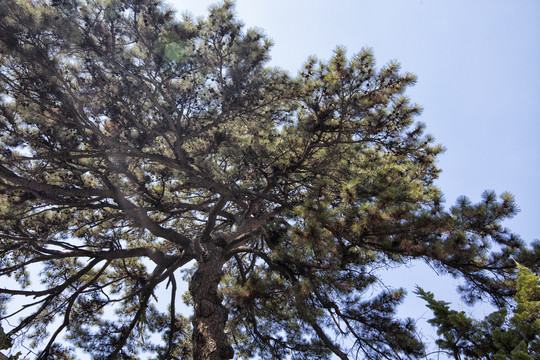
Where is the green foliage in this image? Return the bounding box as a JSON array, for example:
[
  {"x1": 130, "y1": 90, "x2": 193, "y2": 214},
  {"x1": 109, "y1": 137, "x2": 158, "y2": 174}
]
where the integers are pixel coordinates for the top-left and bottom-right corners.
[
  {"x1": 0, "y1": 324, "x2": 12, "y2": 351},
  {"x1": 417, "y1": 265, "x2": 540, "y2": 359},
  {"x1": 0, "y1": 302, "x2": 21, "y2": 360},
  {"x1": 0, "y1": 0, "x2": 538, "y2": 358}
]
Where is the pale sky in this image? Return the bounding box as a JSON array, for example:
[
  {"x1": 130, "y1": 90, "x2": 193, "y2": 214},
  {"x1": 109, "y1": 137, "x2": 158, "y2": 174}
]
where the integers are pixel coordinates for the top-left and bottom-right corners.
[
  {"x1": 167, "y1": 0, "x2": 540, "y2": 353},
  {"x1": 170, "y1": 0, "x2": 540, "y2": 244}
]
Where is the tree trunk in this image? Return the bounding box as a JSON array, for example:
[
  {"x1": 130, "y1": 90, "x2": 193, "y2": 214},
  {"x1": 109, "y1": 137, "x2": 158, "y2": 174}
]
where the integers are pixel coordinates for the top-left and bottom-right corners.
[{"x1": 189, "y1": 252, "x2": 234, "y2": 360}]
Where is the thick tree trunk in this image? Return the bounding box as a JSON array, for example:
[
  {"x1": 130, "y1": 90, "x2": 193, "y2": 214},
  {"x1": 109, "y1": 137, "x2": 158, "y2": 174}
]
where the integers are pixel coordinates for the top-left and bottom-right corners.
[{"x1": 189, "y1": 253, "x2": 234, "y2": 360}]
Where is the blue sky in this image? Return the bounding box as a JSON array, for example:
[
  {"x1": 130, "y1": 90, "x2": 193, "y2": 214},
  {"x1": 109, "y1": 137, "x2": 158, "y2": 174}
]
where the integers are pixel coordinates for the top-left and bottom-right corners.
[
  {"x1": 168, "y1": 0, "x2": 540, "y2": 352},
  {"x1": 172, "y1": 0, "x2": 540, "y2": 243}
]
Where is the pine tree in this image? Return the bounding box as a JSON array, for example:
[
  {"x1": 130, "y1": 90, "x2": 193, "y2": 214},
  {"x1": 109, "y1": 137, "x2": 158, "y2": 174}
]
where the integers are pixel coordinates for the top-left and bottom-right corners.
[
  {"x1": 417, "y1": 264, "x2": 540, "y2": 360},
  {"x1": 0, "y1": 0, "x2": 538, "y2": 359}
]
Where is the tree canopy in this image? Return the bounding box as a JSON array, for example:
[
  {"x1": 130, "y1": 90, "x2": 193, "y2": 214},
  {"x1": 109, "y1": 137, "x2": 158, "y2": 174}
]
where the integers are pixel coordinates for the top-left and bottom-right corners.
[
  {"x1": 0, "y1": 0, "x2": 538, "y2": 359},
  {"x1": 417, "y1": 265, "x2": 540, "y2": 360}
]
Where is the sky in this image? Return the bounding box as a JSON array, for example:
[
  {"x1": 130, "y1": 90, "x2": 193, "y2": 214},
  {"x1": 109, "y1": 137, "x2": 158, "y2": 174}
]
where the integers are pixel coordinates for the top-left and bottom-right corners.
[
  {"x1": 166, "y1": 0, "x2": 540, "y2": 353},
  {"x1": 170, "y1": 0, "x2": 540, "y2": 243}
]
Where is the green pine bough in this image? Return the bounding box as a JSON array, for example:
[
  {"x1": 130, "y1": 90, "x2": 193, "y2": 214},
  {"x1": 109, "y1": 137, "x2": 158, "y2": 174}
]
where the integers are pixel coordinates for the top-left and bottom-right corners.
[{"x1": 417, "y1": 264, "x2": 540, "y2": 360}]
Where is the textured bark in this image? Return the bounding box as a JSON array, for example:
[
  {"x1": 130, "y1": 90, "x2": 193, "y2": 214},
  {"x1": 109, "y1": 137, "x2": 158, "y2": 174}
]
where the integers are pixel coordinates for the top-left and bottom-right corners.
[{"x1": 190, "y1": 252, "x2": 234, "y2": 360}]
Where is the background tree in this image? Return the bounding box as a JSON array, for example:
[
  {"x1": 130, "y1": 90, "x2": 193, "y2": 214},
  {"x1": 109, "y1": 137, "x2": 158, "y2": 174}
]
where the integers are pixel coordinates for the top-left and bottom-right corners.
[
  {"x1": 417, "y1": 264, "x2": 540, "y2": 360},
  {"x1": 0, "y1": 0, "x2": 538, "y2": 359}
]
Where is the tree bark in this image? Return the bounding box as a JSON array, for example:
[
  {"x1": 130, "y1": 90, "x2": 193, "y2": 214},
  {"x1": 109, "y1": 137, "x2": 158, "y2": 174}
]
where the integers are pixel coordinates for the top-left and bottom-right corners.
[{"x1": 189, "y1": 252, "x2": 234, "y2": 360}]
